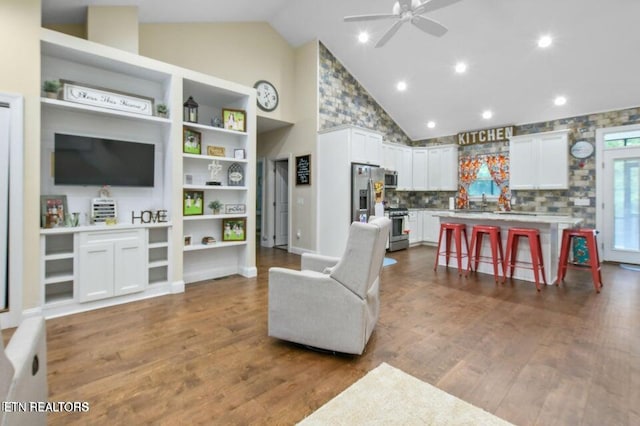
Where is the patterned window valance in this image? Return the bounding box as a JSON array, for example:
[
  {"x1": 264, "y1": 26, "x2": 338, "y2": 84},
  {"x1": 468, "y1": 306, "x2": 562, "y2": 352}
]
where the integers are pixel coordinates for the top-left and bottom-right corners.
[{"x1": 457, "y1": 154, "x2": 511, "y2": 209}]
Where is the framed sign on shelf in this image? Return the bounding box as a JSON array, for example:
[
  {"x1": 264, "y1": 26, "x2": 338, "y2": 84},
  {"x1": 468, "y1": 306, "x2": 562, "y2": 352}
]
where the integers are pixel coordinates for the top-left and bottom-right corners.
[{"x1": 61, "y1": 80, "x2": 154, "y2": 116}]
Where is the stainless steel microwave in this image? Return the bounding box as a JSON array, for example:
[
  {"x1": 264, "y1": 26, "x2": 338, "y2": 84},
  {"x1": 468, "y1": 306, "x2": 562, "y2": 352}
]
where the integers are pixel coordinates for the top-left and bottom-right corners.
[{"x1": 384, "y1": 170, "x2": 398, "y2": 189}]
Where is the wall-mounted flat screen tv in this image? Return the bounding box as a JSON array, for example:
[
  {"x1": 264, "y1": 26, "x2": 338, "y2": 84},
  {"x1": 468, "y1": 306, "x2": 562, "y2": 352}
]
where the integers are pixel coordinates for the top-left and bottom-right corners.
[{"x1": 54, "y1": 133, "x2": 155, "y2": 187}]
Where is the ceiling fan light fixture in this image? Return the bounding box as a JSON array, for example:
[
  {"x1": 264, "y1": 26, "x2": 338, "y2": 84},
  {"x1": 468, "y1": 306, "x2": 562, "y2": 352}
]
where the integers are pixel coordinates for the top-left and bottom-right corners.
[
  {"x1": 482, "y1": 110, "x2": 493, "y2": 119},
  {"x1": 358, "y1": 32, "x2": 370, "y2": 43},
  {"x1": 538, "y1": 35, "x2": 553, "y2": 48},
  {"x1": 455, "y1": 62, "x2": 467, "y2": 74},
  {"x1": 396, "y1": 81, "x2": 407, "y2": 91}
]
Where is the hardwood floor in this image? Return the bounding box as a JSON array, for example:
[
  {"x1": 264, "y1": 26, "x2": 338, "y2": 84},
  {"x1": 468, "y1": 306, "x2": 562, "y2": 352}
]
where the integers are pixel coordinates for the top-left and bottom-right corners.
[{"x1": 36, "y1": 246, "x2": 640, "y2": 425}]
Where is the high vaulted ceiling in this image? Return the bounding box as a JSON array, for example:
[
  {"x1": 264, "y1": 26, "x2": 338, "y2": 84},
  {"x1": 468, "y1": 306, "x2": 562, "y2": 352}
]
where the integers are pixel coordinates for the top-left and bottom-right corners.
[{"x1": 42, "y1": 0, "x2": 640, "y2": 141}]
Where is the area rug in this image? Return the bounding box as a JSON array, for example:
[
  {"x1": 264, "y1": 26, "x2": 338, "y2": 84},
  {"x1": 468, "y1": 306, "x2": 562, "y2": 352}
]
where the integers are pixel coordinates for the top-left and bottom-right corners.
[
  {"x1": 383, "y1": 257, "x2": 397, "y2": 267},
  {"x1": 297, "y1": 363, "x2": 513, "y2": 426}
]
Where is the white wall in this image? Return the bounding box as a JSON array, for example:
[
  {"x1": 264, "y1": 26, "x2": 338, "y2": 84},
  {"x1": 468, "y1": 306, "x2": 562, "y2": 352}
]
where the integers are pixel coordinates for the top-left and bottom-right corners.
[{"x1": 0, "y1": 0, "x2": 41, "y2": 311}]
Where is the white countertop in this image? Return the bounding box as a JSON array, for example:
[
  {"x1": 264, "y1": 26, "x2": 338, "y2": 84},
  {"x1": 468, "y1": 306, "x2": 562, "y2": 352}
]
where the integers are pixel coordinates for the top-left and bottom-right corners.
[{"x1": 434, "y1": 211, "x2": 583, "y2": 226}]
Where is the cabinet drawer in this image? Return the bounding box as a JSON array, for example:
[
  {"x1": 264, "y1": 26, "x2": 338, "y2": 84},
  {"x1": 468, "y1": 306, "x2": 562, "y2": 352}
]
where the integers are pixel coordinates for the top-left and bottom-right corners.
[{"x1": 80, "y1": 229, "x2": 144, "y2": 245}]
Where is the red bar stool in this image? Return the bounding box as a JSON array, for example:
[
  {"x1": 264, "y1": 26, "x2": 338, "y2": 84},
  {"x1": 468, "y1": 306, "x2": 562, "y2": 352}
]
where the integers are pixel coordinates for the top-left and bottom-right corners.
[
  {"x1": 467, "y1": 225, "x2": 505, "y2": 282},
  {"x1": 557, "y1": 228, "x2": 603, "y2": 293},
  {"x1": 503, "y1": 227, "x2": 547, "y2": 291},
  {"x1": 433, "y1": 223, "x2": 470, "y2": 276}
]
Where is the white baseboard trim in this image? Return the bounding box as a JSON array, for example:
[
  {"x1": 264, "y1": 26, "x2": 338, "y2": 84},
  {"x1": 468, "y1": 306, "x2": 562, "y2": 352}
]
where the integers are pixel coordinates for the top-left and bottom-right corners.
[
  {"x1": 21, "y1": 307, "x2": 44, "y2": 320},
  {"x1": 289, "y1": 245, "x2": 315, "y2": 255},
  {"x1": 171, "y1": 280, "x2": 185, "y2": 294},
  {"x1": 183, "y1": 265, "x2": 239, "y2": 284},
  {"x1": 240, "y1": 266, "x2": 257, "y2": 278}
]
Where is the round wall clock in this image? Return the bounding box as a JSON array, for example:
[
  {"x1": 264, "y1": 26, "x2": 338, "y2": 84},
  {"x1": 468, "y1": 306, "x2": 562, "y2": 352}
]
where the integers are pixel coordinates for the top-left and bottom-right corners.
[
  {"x1": 254, "y1": 80, "x2": 279, "y2": 112},
  {"x1": 570, "y1": 140, "x2": 595, "y2": 159}
]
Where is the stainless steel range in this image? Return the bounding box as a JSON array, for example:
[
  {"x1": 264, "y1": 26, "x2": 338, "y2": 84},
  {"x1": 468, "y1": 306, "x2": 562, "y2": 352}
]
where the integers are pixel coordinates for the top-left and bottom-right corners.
[{"x1": 385, "y1": 207, "x2": 409, "y2": 252}]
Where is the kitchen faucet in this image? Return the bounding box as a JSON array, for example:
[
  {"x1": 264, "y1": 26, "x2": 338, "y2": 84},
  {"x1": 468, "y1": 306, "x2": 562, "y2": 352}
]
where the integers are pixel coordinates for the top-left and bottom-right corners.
[{"x1": 481, "y1": 193, "x2": 488, "y2": 210}]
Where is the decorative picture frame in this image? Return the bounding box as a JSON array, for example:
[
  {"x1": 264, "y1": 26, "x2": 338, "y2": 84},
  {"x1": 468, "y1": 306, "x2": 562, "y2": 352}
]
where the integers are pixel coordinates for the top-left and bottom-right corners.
[
  {"x1": 234, "y1": 149, "x2": 246, "y2": 160},
  {"x1": 296, "y1": 154, "x2": 311, "y2": 185},
  {"x1": 183, "y1": 190, "x2": 204, "y2": 216},
  {"x1": 222, "y1": 108, "x2": 246, "y2": 132},
  {"x1": 183, "y1": 128, "x2": 202, "y2": 154},
  {"x1": 184, "y1": 173, "x2": 194, "y2": 185},
  {"x1": 184, "y1": 235, "x2": 192, "y2": 246},
  {"x1": 207, "y1": 146, "x2": 226, "y2": 157},
  {"x1": 224, "y1": 204, "x2": 246, "y2": 214},
  {"x1": 222, "y1": 218, "x2": 247, "y2": 242},
  {"x1": 61, "y1": 80, "x2": 154, "y2": 116},
  {"x1": 40, "y1": 195, "x2": 68, "y2": 228},
  {"x1": 227, "y1": 163, "x2": 245, "y2": 186}
]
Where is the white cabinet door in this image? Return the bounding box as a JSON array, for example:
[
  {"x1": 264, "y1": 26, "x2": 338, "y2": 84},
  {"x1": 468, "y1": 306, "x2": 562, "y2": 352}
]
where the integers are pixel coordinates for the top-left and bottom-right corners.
[
  {"x1": 537, "y1": 133, "x2": 568, "y2": 189},
  {"x1": 509, "y1": 135, "x2": 536, "y2": 190},
  {"x1": 427, "y1": 147, "x2": 442, "y2": 190},
  {"x1": 78, "y1": 242, "x2": 114, "y2": 302},
  {"x1": 510, "y1": 131, "x2": 568, "y2": 190},
  {"x1": 412, "y1": 149, "x2": 428, "y2": 190},
  {"x1": 351, "y1": 129, "x2": 382, "y2": 165},
  {"x1": 407, "y1": 211, "x2": 421, "y2": 244},
  {"x1": 398, "y1": 147, "x2": 413, "y2": 190},
  {"x1": 114, "y1": 238, "x2": 146, "y2": 296},
  {"x1": 367, "y1": 132, "x2": 383, "y2": 166},
  {"x1": 422, "y1": 211, "x2": 441, "y2": 243},
  {"x1": 440, "y1": 145, "x2": 459, "y2": 191},
  {"x1": 382, "y1": 144, "x2": 395, "y2": 170}
]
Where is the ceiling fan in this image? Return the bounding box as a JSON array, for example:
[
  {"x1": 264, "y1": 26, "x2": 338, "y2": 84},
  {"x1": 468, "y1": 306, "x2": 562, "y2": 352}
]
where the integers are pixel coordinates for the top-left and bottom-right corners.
[{"x1": 344, "y1": 0, "x2": 462, "y2": 48}]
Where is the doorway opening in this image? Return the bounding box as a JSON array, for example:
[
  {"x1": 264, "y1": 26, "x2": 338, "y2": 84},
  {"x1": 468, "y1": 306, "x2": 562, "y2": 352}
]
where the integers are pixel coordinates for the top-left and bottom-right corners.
[{"x1": 274, "y1": 159, "x2": 289, "y2": 251}]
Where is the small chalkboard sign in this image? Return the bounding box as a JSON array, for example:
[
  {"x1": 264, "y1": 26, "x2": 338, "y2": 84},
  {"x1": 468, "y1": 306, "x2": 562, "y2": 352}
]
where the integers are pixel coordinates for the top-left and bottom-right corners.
[{"x1": 296, "y1": 154, "x2": 311, "y2": 185}]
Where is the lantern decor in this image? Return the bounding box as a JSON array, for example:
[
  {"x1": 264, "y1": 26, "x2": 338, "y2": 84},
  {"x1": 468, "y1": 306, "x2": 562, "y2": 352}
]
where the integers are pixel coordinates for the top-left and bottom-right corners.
[{"x1": 183, "y1": 96, "x2": 199, "y2": 123}]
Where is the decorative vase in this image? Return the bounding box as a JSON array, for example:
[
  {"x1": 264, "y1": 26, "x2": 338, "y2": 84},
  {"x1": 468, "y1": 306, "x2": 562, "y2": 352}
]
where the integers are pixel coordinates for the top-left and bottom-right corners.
[{"x1": 45, "y1": 91, "x2": 58, "y2": 99}]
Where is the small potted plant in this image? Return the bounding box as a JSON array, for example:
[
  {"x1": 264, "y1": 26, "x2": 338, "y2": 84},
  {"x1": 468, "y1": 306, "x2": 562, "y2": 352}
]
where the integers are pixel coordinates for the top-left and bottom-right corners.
[
  {"x1": 156, "y1": 103, "x2": 168, "y2": 118},
  {"x1": 208, "y1": 200, "x2": 223, "y2": 215},
  {"x1": 42, "y1": 80, "x2": 62, "y2": 99}
]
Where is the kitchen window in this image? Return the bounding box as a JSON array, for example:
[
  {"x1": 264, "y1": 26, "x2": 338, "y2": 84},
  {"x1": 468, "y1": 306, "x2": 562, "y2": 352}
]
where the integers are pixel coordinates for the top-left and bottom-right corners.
[{"x1": 468, "y1": 163, "x2": 500, "y2": 199}]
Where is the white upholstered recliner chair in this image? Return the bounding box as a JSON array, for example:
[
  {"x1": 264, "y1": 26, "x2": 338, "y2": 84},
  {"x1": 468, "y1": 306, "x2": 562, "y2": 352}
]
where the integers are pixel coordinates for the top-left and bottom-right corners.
[
  {"x1": 0, "y1": 317, "x2": 48, "y2": 426},
  {"x1": 268, "y1": 216, "x2": 391, "y2": 355}
]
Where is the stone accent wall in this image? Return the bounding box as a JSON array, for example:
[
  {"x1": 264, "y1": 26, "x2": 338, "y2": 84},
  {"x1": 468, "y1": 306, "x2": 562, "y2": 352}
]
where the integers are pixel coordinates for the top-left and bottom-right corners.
[
  {"x1": 317, "y1": 41, "x2": 639, "y2": 228},
  {"x1": 394, "y1": 107, "x2": 640, "y2": 227},
  {"x1": 318, "y1": 43, "x2": 412, "y2": 145}
]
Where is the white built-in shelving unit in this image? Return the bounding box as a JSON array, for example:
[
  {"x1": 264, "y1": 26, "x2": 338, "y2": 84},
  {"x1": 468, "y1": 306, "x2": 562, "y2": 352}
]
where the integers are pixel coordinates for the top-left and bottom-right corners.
[{"x1": 38, "y1": 29, "x2": 256, "y2": 318}]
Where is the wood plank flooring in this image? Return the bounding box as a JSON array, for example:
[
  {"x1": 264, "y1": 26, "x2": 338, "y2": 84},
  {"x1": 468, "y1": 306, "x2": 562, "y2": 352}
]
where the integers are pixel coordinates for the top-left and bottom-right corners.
[{"x1": 20, "y1": 246, "x2": 640, "y2": 424}]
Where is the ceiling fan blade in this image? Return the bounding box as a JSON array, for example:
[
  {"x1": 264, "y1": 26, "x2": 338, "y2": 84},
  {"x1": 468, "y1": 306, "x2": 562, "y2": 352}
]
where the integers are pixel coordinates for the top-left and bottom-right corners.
[
  {"x1": 414, "y1": 0, "x2": 463, "y2": 15},
  {"x1": 375, "y1": 20, "x2": 404, "y2": 48},
  {"x1": 344, "y1": 13, "x2": 398, "y2": 22},
  {"x1": 411, "y1": 15, "x2": 448, "y2": 37}
]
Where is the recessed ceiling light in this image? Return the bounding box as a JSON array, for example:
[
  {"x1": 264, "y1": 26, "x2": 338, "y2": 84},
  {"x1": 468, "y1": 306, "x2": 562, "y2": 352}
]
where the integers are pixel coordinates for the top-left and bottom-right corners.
[
  {"x1": 427, "y1": 121, "x2": 436, "y2": 129},
  {"x1": 538, "y1": 35, "x2": 552, "y2": 48},
  {"x1": 358, "y1": 32, "x2": 369, "y2": 44},
  {"x1": 455, "y1": 62, "x2": 467, "y2": 74},
  {"x1": 482, "y1": 110, "x2": 493, "y2": 119},
  {"x1": 396, "y1": 81, "x2": 407, "y2": 91},
  {"x1": 554, "y1": 95, "x2": 567, "y2": 106}
]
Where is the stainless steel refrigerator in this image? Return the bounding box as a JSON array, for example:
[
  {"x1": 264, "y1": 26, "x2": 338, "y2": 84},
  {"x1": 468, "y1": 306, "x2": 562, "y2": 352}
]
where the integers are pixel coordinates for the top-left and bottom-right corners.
[{"x1": 352, "y1": 163, "x2": 385, "y2": 223}]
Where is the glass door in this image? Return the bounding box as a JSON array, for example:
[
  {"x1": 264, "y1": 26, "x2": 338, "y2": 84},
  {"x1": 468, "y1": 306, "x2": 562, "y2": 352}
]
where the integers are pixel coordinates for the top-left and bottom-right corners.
[{"x1": 603, "y1": 145, "x2": 640, "y2": 263}]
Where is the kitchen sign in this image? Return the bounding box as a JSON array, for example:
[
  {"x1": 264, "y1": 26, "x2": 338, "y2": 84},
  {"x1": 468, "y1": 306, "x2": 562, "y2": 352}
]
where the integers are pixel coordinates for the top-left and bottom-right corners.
[{"x1": 458, "y1": 125, "x2": 514, "y2": 145}]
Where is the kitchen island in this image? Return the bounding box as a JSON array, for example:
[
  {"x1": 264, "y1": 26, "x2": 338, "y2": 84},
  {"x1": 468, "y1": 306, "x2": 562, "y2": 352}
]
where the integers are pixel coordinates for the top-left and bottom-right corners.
[{"x1": 434, "y1": 211, "x2": 583, "y2": 286}]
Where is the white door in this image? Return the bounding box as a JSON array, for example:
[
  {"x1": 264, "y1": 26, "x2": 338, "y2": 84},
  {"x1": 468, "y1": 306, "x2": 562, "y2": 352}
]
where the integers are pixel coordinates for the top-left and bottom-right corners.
[
  {"x1": 274, "y1": 159, "x2": 289, "y2": 247},
  {"x1": 509, "y1": 135, "x2": 536, "y2": 189},
  {"x1": 427, "y1": 147, "x2": 441, "y2": 190},
  {"x1": 603, "y1": 146, "x2": 640, "y2": 263},
  {"x1": 0, "y1": 105, "x2": 9, "y2": 310}
]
